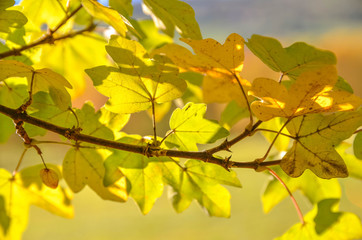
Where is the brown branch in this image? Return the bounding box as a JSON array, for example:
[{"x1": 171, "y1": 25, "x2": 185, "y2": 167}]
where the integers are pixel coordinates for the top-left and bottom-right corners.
[
  {"x1": 0, "y1": 5, "x2": 84, "y2": 59},
  {"x1": 0, "y1": 104, "x2": 280, "y2": 170}
]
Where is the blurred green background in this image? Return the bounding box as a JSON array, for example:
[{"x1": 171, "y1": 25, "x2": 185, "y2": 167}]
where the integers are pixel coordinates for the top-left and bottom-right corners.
[{"x1": 1, "y1": 0, "x2": 362, "y2": 239}]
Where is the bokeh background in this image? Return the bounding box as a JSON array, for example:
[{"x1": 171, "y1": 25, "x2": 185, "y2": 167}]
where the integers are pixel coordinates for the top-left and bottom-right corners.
[{"x1": 1, "y1": 0, "x2": 362, "y2": 239}]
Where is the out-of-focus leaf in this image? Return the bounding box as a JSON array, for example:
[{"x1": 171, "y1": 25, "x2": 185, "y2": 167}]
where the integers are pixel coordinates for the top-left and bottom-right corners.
[
  {"x1": 276, "y1": 199, "x2": 362, "y2": 240},
  {"x1": 35, "y1": 33, "x2": 109, "y2": 97},
  {"x1": 142, "y1": 0, "x2": 201, "y2": 39},
  {"x1": 259, "y1": 117, "x2": 290, "y2": 151},
  {"x1": 336, "y1": 142, "x2": 362, "y2": 179},
  {"x1": 220, "y1": 101, "x2": 249, "y2": 130},
  {"x1": 246, "y1": 34, "x2": 336, "y2": 80},
  {"x1": 353, "y1": 132, "x2": 362, "y2": 159},
  {"x1": 334, "y1": 76, "x2": 353, "y2": 93},
  {"x1": 262, "y1": 167, "x2": 341, "y2": 213},
  {"x1": 81, "y1": 0, "x2": 130, "y2": 36},
  {"x1": 249, "y1": 66, "x2": 362, "y2": 121},
  {"x1": 109, "y1": 0, "x2": 133, "y2": 17},
  {"x1": 165, "y1": 103, "x2": 229, "y2": 151},
  {"x1": 281, "y1": 110, "x2": 362, "y2": 178},
  {"x1": 0, "y1": 9, "x2": 27, "y2": 33},
  {"x1": 20, "y1": 0, "x2": 67, "y2": 29},
  {"x1": 0, "y1": 166, "x2": 73, "y2": 240},
  {"x1": 139, "y1": 20, "x2": 173, "y2": 51}
]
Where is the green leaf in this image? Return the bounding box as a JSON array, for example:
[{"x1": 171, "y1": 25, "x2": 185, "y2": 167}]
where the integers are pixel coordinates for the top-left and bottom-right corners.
[
  {"x1": 246, "y1": 34, "x2": 336, "y2": 80},
  {"x1": 0, "y1": 166, "x2": 73, "y2": 240},
  {"x1": 276, "y1": 199, "x2": 362, "y2": 240},
  {"x1": 0, "y1": 60, "x2": 72, "y2": 110},
  {"x1": 334, "y1": 76, "x2": 354, "y2": 93},
  {"x1": 280, "y1": 110, "x2": 362, "y2": 178},
  {"x1": 138, "y1": 20, "x2": 173, "y2": 51},
  {"x1": 0, "y1": 76, "x2": 28, "y2": 109},
  {"x1": 142, "y1": 0, "x2": 202, "y2": 39},
  {"x1": 109, "y1": 0, "x2": 133, "y2": 17},
  {"x1": 220, "y1": 101, "x2": 249, "y2": 130},
  {"x1": 165, "y1": 103, "x2": 229, "y2": 151},
  {"x1": 81, "y1": 0, "x2": 130, "y2": 36},
  {"x1": 168, "y1": 159, "x2": 241, "y2": 217},
  {"x1": 104, "y1": 136, "x2": 164, "y2": 214},
  {"x1": 262, "y1": 167, "x2": 341, "y2": 213},
  {"x1": 0, "y1": 9, "x2": 27, "y2": 33},
  {"x1": 353, "y1": 132, "x2": 362, "y2": 159},
  {"x1": 0, "y1": 0, "x2": 15, "y2": 10},
  {"x1": 86, "y1": 36, "x2": 186, "y2": 114},
  {"x1": 99, "y1": 107, "x2": 130, "y2": 139},
  {"x1": 0, "y1": 114, "x2": 13, "y2": 143},
  {"x1": 63, "y1": 148, "x2": 128, "y2": 202}
]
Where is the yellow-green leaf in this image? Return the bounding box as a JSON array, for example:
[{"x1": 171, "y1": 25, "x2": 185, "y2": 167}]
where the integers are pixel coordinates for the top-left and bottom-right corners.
[
  {"x1": 142, "y1": 0, "x2": 201, "y2": 39},
  {"x1": 353, "y1": 132, "x2": 362, "y2": 159},
  {"x1": 166, "y1": 103, "x2": 229, "y2": 151},
  {"x1": 81, "y1": 0, "x2": 129, "y2": 36},
  {"x1": 262, "y1": 167, "x2": 341, "y2": 213},
  {"x1": 246, "y1": 34, "x2": 336, "y2": 80},
  {"x1": 250, "y1": 66, "x2": 362, "y2": 121},
  {"x1": 280, "y1": 110, "x2": 362, "y2": 178},
  {"x1": 276, "y1": 199, "x2": 362, "y2": 240},
  {"x1": 0, "y1": 60, "x2": 72, "y2": 110},
  {"x1": 0, "y1": 9, "x2": 27, "y2": 33},
  {"x1": 63, "y1": 148, "x2": 128, "y2": 202}
]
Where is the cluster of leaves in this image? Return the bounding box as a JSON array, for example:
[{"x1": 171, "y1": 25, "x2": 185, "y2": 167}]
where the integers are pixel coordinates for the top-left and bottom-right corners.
[{"x1": 0, "y1": 0, "x2": 361, "y2": 239}]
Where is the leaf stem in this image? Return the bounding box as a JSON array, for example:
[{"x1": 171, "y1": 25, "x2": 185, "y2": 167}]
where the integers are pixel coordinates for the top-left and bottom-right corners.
[
  {"x1": 233, "y1": 73, "x2": 253, "y2": 126},
  {"x1": 13, "y1": 149, "x2": 27, "y2": 176},
  {"x1": 266, "y1": 167, "x2": 305, "y2": 225},
  {"x1": 253, "y1": 128, "x2": 295, "y2": 139},
  {"x1": 151, "y1": 100, "x2": 158, "y2": 145}
]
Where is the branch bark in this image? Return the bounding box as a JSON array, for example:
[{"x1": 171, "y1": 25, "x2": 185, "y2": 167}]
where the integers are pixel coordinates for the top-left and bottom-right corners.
[{"x1": 0, "y1": 104, "x2": 281, "y2": 170}]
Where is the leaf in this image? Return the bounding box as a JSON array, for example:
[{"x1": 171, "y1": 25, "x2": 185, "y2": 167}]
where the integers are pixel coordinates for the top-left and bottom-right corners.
[
  {"x1": 138, "y1": 20, "x2": 173, "y2": 51},
  {"x1": 109, "y1": 0, "x2": 133, "y2": 17},
  {"x1": 39, "y1": 168, "x2": 59, "y2": 189},
  {"x1": 276, "y1": 199, "x2": 362, "y2": 240},
  {"x1": 34, "y1": 33, "x2": 109, "y2": 97},
  {"x1": 0, "y1": 60, "x2": 72, "y2": 110},
  {"x1": 249, "y1": 66, "x2": 362, "y2": 121},
  {"x1": 99, "y1": 107, "x2": 130, "y2": 139},
  {"x1": 220, "y1": 101, "x2": 249, "y2": 130},
  {"x1": 0, "y1": 9, "x2": 27, "y2": 33},
  {"x1": 142, "y1": 0, "x2": 201, "y2": 39},
  {"x1": 0, "y1": 75, "x2": 28, "y2": 109},
  {"x1": 336, "y1": 142, "x2": 362, "y2": 179},
  {"x1": 20, "y1": 0, "x2": 67, "y2": 29},
  {"x1": 280, "y1": 110, "x2": 362, "y2": 178},
  {"x1": 353, "y1": 132, "x2": 362, "y2": 159},
  {"x1": 0, "y1": 0, "x2": 15, "y2": 10},
  {"x1": 63, "y1": 148, "x2": 128, "y2": 202},
  {"x1": 104, "y1": 136, "x2": 164, "y2": 214},
  {"x1": 262, "y1": 167, "x2": 341, "y2": 213},
  {"x1": 0, "y1": 166, "x2": 73, "y2": 240},
  {"x1": 259, "y1": 117, "x2": 291, "y2": 151},
  {"x1": 168, "y1": 159, "x2": 241, "y2": 218},
  {"x1": 246, "y1": 34, "x2": 336, "y2": 80},
  {"x1": 81, "y1": 0, "x2": 130, "y2": 36},
  {"x1": 165, "y1": 103, "x2": 229, "y2": 151},
  {"x1": 155, "y1": 33, "x2": 252, "y2": 106},
  {"x1": 86, "y1": 35, "x2": 186, "y2": 114}
]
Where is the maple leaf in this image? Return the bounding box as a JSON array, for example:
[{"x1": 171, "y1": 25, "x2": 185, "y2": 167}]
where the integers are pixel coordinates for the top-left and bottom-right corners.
[
  {"x1": 165, "y1": 103, "x2": 229, "y2": 151},
  {"x1": 246, "y1": 34, "x2": 336, "y2": 80},
  {"x1": 154, "y1": 33, "x2": 252, "y2": 106},
  {"x1": 249, "y1": 66, "x2": 362, "y2": 121},
  {"x1": 280, "y1": 110, "x2": 362, "y2": 179}
]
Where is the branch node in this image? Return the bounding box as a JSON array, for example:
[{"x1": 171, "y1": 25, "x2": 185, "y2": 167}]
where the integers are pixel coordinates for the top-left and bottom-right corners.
[
  {"x1": 222, "y1": 156, "x2": 232, "y2": 171},
  {"x1": 64, "y1": 126, "x2": 82, "y2": 141}
]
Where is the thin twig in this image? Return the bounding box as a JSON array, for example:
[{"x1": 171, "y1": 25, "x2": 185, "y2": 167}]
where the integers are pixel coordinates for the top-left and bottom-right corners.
[
  {"x1": 13, "y1": 149, "x2": 28, "y2": 176},
  {"x1": 253, "y1": 128, "x2": 295, "y2": 139},
  {"x1": 151, "y1": 100, "x2": 158, "y2": 145}
]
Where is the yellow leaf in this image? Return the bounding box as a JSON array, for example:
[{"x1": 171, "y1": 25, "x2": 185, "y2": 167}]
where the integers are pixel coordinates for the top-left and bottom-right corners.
[
  {"x1": 154, "y1": 33, "x2": 251, "y2": 106},
  {"x1": 249, "y1": 66, "x2": 362, "y2": 121}
]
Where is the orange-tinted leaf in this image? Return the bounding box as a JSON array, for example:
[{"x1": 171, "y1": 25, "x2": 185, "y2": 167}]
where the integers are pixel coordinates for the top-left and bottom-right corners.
[
  {"x1": 39, "y1": 168, "x2": 59, "y2": 189},
  {"x1": 250, "y1": 66, "x2": 362, "y2": 121}
]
